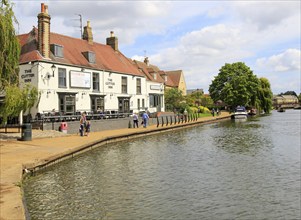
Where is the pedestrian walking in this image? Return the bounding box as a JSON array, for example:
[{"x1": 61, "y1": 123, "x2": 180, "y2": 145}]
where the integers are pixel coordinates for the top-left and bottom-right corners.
[
  {"x1": 211, "y1": 108, "x2": 215, "y2": 117},
  {"x1": 142, "y1": 111, "x2": 149, "y2": 128},
  {"x1": 79, "y1": 112, "x2": 86, "y2": 136},
  {"x1": 85, "y1": 121, "x2": 91, "y2": 136},
  {"x1": 132, "y1": 112, "x2": 139, "y2": 128}
]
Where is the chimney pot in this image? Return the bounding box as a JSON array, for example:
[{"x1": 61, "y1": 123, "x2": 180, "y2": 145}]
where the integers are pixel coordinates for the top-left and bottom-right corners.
[
  {"x1": 110, "y1": 31, "x2": 114, "y2": 37},
  {"x1": 41, "y1": 3, "x2": 45, "y2": 12}
]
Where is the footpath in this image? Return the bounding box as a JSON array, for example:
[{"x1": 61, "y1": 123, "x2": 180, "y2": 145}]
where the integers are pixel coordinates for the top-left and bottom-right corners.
[{"x1": 0, "y1": 112, "x2": 230, "y2": 220}]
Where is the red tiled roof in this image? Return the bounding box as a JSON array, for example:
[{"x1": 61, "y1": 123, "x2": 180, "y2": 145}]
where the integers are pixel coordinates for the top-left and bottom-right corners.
[
  {"x1": 132, "y1": 60, "x2": 165, "y2": 83},
  {"x1": 18, "y1": 28, "x2": 144, "y2": 77},
  {"x1": 165, "y1": 70, "x2": 182, "y2": 87}
]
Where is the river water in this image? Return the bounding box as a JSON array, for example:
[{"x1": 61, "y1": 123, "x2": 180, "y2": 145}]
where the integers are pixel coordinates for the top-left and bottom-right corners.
[{"x1": 23, "y1": 110, "x2": 301, "y2": 220}]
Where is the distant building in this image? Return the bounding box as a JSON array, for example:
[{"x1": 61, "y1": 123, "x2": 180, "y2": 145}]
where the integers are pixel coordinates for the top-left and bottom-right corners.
[
  {"x1": 272, "y1": 95, "x2": 299, "y2": 108},
  {"x1": 132, "y1": 57, "x2": 187, "y2": 111}
]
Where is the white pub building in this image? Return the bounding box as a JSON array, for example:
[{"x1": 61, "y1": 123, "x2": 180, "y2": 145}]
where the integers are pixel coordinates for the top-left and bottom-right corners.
[{"x1": 18, "y1": 3, "x2": 164, "y2": 118}]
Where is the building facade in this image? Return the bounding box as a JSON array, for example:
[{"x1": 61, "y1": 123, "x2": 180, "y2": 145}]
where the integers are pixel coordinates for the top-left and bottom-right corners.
[{"x1": 18, "y1": 3, "x2": 165, "y2": 118}]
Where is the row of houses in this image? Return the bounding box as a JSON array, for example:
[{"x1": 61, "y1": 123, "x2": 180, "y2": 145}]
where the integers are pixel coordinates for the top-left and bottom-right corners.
[
  {"x1": 17, "y1": 3, "x2": 187, "y2": 119},
  {"x1": 272, "y1": 95, "x2": 299, "y2": 108}
]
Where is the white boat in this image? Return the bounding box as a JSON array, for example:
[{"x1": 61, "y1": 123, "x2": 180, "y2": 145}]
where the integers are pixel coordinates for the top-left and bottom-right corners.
[{"x1": 232, "y1": 106, "x2": 248, "y2": 119}]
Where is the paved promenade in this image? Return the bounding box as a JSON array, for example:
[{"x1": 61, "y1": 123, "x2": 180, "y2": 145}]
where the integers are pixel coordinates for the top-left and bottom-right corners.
[{"x1": 0, "y1": 113, "x2": 230, "y2": 220}]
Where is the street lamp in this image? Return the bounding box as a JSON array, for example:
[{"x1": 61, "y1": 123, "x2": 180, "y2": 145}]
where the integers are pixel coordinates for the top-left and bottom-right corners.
[{"x1": 51, "y1": 64, "x2": 56, "y2": 77}]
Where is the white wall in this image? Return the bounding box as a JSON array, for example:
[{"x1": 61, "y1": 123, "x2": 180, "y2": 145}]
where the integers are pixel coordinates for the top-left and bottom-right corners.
[{"x1": 19, "y1": 62, "x2": 152, "y2": 117}]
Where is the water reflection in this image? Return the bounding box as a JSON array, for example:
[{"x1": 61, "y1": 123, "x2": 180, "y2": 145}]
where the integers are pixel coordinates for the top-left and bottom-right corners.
[
  {"x1": 213, "y1": 119, "x2": 272, "y2": 155},
  {"x1": 24, "y1": 111, "x2": 301, "y2": 220}
]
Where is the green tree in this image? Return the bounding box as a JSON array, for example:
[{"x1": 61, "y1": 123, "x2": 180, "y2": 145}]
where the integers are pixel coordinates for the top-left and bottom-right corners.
[
  {"x1": 209, "y1": 62, "x2": 259, "y2": 109},
  {"x1": 0, "y1": 0, "x2": 38, "y2": 124},
  {"x1": 164, "y1": 88, "x2": 186, "y2": 112},
  {"x1": 0, "y1": 0, "x2": 20, "y2": 89},
  {"x1": 279, "y1": 91, "x2": 297, "y2": 96},
  {"x1": 257, "y1": 77, "x2": 273, "y2": 113}
]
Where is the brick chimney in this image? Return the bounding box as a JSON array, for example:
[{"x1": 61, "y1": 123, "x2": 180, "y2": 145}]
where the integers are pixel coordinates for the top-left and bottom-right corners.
[
  {"x1": 144, "y1": 57, "x2": 149, "y2": 66},
  {"x1": 106, "y1": 31, "x2": 118, "y2": 51},
  {"x1": 83, "y1": 21, "x2": 93, "y2": 45},
  {"x1": 37, "y1": 3, "x2": 51, "y2": 58}
]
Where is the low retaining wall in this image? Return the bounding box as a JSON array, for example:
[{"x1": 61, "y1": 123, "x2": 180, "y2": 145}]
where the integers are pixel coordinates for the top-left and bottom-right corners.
[
  {"x1": 42, "y1": 117, "x2": 158, "y2": 134},
  {"x1": 23, "y1": 115, "x2": 230, "y2": 175}
]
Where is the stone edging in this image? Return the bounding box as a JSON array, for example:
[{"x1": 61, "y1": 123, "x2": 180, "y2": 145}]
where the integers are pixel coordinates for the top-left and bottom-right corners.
[{"x1": 22, "y1": 115, "x2": 230, "y2": 176}]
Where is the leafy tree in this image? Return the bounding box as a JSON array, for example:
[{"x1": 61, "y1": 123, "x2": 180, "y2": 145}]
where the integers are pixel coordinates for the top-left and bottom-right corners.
[
  {"x1": 209, "y1": 62, "x2": 259, "y2": 109},
  {"x1": 298, "y1": 93, "x2": 301, "y2": 103},
  {"x1": 164, "y1": 88, "x2": 186, "y2": 112},
  {"x1": 0, "y1": 84, "x2": 38, "y2": 122},
  {"x1": 0, "y1": 0, "x2": 20, "y2": 89},
  {"x1": 0, "y1": 0, "x2": 38, "y2": 124},
  {"x1": 279, "y1": 91, "x2": 297, "y2": 96},
  {"x1": 257, "y1": 77, "x2": 273, "y2": 113}
]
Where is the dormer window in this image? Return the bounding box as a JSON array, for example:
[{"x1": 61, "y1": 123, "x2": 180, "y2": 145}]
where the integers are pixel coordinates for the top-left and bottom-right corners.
[
  {"x1": 82, "y1": 51, "x2": 96, "y2": 63},
  {"x1": 50, "y1": 44, "x2": 64, "y2": 58}
]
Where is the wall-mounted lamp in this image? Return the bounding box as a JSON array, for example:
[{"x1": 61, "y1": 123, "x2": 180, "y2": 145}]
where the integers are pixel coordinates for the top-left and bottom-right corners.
[
  {"x1": 81, "y1": 67, "x2": 85, "y2": 72},
  {"x1": 81, "y1": 92, "x2": 86, "y2": 96},
  {"x1": 51, "y1": 64, "x2": 56, "y2": 77},
  {"x1": 47, "y1": 90, "x2": 51, "y2": 94}
]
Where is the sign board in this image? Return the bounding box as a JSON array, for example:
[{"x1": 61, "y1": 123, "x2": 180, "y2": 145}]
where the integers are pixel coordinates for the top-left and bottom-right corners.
[
  {"x1": 150, "y1": 85, "x2": 161, "y2": 90},
  {"x1": 21, "y1": 69, "x2": 35, "y2": 83},
  {"x1": 70, "y1": 71, "x2": 91, "y2": 88}
]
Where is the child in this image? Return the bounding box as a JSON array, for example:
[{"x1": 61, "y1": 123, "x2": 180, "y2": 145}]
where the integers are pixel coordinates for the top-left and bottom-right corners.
[{"x1": 85, "y1": 121, "x2": 91, "y2": 136}]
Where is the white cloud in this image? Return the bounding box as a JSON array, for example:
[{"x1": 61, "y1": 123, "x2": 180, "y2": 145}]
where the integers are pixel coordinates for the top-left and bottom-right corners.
[{"x1": 256, "y1": 49, "x2": 301, "y2": 72}]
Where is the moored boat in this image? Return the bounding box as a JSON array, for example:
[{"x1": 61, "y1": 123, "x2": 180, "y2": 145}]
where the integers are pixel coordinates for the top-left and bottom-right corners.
[
  {"x1": 231, "y1": 106, "x2": 248, "y2": 119},
  {"x1": 277, "y1": 107, "x2": 285, "y2": 112},
  {"x1": 248, "y1": 108, "x2": 257, "y2": 116}
]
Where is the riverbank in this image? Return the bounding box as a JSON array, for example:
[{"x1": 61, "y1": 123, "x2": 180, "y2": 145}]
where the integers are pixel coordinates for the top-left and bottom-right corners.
[{"x1": 0, "y1": 113, "x2": 230, "y2": 220}]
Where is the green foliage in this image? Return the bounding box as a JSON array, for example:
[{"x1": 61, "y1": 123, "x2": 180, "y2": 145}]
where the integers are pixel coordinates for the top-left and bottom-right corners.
[
  {"x1": 257, "y1": 77, "x2": 273, "y2": 113},
  {"x1": 0, "y1": 84, "x2": 38, "y2": 124},
  {"x1": 0, "y1": 0, "x2": 20, "y2": 89},
  {"x1": 279, "y1": 91, "x2": 297, "y2": 96},
  {"x1": 0, "y1": 1, "x2": 39, "y2": 124},
  {"x1": 209, "y1": 62, "x2": 260, "y2": 109},
  {"x1": 164, "y1": 88, "x2": 185, "y2": 112}
]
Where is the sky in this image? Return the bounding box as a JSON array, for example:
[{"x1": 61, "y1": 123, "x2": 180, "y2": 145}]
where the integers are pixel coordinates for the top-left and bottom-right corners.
[{"x1": 11, "y1": 0, "x2": 301, "y2": 95}]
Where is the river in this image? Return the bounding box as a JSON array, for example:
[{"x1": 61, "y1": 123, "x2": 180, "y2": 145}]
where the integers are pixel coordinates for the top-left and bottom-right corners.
[{"x1": 23, "y1": 110, "x2": 301, "y2": 219}]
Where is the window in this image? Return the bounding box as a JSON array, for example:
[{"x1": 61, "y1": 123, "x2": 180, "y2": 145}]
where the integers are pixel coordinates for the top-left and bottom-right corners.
[
  {"x1": 59, "y1": 94, "x2": 75, "y2": 115},
  {"x1": 136, "y1": 78, "x2": 141, "y2": 94},
  {"x1": 50, "y1": 44, "x2": 64, "y2": 57},
  {"x1": 142, "y1": 99, "x2": 145, "y2": 109},
  {"x1": 122, "y1": 76, "x2": 127, "y2": 94},
  {"x1": 58, "y1": 68, "x2": 66, "y2": 88},
  {"x1": 82, "y1": 51, "x2": 96, "y2": 63},
  {"x1": 149, "y1": 94, "x2": 161, "y2": 108},
  {"x1": 93, "y1": 72, "x2": 99, "y2": 91},
  {"x1": 91, "y1": 96, "x2": 104, "y2": 112},
  {"x1": 137, "y1": 99, "x2": 140, "y2": 110}
]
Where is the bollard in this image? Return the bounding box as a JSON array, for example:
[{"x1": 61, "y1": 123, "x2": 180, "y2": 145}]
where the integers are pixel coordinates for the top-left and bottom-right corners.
[
  {"x1": 166, "y1": 116, "x2": 168, "y2": 126},
  {"x1": 20, "y1": 123, "x2": 32, "y2": 141},
  {"x1": 128, "y1": 120, "x2": 132, "y2": 128},
  {"x1": 170, "y1": 115, "x2": 173, "y2": 125},
  {"x1": 157, "y1": 117, "x2": 159, "y2": 127},
  {"x1": 161, "y1": 117, "x2": 164, "y2": 127}
]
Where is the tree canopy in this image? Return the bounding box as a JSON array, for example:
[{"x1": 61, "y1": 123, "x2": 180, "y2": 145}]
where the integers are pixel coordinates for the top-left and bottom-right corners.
[
  {"x1": 0, "y1": 0, "x2": 38, "y2": 124},
  {"x1": 0, "y1": 0, "x2": 20, "y2": 89},
  {"x1": 164, "y1": 88, "x2": 186, "y2": 112},
  {"x1": 209, "y1": 62, "x2": 259, "y2": 109}
]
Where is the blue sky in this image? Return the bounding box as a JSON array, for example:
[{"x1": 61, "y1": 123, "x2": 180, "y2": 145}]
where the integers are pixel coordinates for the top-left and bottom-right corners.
[{"x1": 12, "y1": 0, "x2": 301, "y2": 94}]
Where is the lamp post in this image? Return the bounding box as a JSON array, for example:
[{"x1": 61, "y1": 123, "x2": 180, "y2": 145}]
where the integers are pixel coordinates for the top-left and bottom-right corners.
[{"x1": 51, "y1": 64, "x2": 56, "y2": 77}]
